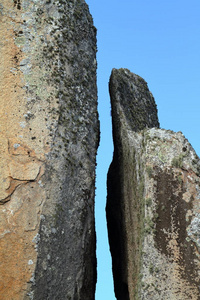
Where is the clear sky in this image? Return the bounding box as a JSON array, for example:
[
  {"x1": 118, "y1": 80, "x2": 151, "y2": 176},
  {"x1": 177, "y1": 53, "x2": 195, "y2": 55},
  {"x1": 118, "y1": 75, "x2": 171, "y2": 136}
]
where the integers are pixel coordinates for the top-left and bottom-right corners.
[{"x1": 86, "y1": 1, "x2": 200, "y2": 299}]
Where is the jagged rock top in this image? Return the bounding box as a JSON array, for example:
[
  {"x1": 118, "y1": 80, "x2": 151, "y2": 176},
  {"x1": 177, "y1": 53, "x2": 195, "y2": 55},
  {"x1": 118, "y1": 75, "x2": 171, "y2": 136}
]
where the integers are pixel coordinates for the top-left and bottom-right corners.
[{"x1": 109, "y1": 68, "x2": 160, "y2": 137}]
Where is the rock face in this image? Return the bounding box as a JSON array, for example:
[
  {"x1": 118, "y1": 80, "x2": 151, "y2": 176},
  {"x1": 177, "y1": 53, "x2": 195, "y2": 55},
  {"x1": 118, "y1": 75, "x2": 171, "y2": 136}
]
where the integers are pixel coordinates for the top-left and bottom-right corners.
[
  {"x1": 0, "y1": 1, "x2": 99, "y2": 299},
  {"x1": 107, "y1": 68, "x2": 200, "y2": 299}
]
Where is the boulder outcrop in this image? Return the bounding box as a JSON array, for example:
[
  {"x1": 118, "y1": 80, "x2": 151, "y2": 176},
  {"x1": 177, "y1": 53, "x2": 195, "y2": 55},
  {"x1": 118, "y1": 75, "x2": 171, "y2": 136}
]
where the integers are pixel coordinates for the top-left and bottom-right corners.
[
  {"x1": 107, "y1": 68, "x2": 200, "y2": 299},
  {"x1": 0, "y1": 1, "x2": 99, "y2": 299}
]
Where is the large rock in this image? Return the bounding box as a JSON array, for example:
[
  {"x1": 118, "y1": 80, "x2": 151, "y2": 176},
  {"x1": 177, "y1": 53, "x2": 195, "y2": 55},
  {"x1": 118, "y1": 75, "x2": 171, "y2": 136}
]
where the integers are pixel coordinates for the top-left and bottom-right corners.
[
  {"x1": 107, "y1": 68, "x2": 200, "y2": 299},
  {"x1": 0, "y1": 1, "x2": 99, "y2": 299}
]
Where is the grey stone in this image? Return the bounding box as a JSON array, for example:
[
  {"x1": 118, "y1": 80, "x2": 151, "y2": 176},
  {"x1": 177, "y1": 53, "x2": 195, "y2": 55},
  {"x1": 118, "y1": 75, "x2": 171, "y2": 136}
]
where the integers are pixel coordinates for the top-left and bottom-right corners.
[
  {"x1": 0, "y1": 1, "x2": 99, "y2": 299},
  {"x1": 107, "y1": 68, "x2": 200, "y2": 299}
]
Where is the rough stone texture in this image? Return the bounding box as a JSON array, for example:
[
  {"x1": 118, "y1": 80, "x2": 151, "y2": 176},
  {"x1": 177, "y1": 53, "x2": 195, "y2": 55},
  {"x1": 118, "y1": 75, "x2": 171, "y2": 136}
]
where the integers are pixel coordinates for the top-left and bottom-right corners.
[
  {"x1": 107, "y1": 68, "x2": 200, "y2": 299},
  {"x1": 0, "y1": 1, "x2": 99, "y2": 299}
]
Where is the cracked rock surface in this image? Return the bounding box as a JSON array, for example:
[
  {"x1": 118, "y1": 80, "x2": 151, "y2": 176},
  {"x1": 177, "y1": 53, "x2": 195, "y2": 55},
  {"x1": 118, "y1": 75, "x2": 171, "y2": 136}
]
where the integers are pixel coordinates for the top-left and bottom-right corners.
[
  {"x1": 0, "y1": 1, "x2": 99, "y2": 299},
  {"x1": 107, "y1": 68, "x2": 200, "y2": 300}
]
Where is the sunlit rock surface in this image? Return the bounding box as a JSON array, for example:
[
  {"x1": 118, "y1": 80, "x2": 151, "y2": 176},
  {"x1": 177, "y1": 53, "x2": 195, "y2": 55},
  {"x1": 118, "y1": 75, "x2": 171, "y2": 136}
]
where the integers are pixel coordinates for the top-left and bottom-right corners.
[
  {"x1": 107, "y1": 68, "x2": 200, "y2": 299},
  {"x1": 0, "y1": 1, "x2": 99, "y2": 299}
]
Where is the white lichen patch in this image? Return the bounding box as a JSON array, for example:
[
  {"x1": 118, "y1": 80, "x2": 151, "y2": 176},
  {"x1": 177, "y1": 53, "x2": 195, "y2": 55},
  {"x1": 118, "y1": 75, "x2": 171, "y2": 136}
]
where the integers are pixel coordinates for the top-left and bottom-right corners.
[
  {"x1": 187, "y1": 214, "x2": 200, "y2": 249},
  {"x1": 28, "y1": 259, "x2": 33, "y2": 265}
]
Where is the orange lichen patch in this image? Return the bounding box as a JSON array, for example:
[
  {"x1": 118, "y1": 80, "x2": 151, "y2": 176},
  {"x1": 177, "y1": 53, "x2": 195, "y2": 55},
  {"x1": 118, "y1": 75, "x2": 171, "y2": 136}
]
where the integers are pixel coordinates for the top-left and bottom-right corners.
[
  {"x1": 9, "y1": 160, "x2": 41, "y2": 181},
  {"x1": 8, "y1": 182, "x2": 45, "y2": 230},
  {"x1": 0, "y1": 182, "x2": 45, "y2": 299},
  {"x1": 0, "y1": 231, "x2": 36, "y2": 300},
  {"x1": 1, "y1": 180, "x2": 27, "y2": 205},
  {"x1": 8, "y1": 138, "x2": 36, "y2": 157},
  {"x1": 0, "y1": 17, "x2": 25, "y2": 136},
  {"x1": 0, "y1": 3, "x2": 44, "y2": 298},
  {"x1": 0, "y1": 132, "x2": 42, "y2": 204}
]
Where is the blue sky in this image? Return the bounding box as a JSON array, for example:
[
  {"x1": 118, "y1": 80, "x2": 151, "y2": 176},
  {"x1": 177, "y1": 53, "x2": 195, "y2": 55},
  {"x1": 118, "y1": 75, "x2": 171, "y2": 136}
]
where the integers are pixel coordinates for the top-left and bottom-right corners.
[{"x1": 86, "y1": 1, "x2": 200, "y2": 299}]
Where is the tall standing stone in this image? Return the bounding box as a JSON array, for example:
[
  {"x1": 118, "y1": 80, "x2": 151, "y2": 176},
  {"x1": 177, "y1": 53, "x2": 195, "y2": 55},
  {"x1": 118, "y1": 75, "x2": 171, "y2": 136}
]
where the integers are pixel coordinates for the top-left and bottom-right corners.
[
  {"x1": 0, "y1": 1, "x2": 99, "y2": 299},
  {"x1": 107, "y1": 68, "x2": 200, "y2": 299}
]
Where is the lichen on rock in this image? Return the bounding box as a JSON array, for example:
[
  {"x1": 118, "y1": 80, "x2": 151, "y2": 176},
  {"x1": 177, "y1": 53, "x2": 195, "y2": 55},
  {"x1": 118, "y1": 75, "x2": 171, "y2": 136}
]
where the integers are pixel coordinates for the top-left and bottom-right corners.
[
  {"x1": 107, "y1": 68, "x2": 200, "y2": 299},
  {"x1": 0, "y1": 1, "x2": 99, "y2": 299}
]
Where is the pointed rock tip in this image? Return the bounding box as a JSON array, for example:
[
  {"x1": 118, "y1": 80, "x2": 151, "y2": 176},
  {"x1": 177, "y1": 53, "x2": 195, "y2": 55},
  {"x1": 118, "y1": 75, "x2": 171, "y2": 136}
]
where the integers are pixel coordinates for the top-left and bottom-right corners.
[{"x1": 109, "y1": 68, "x2": 160, "y2": 132}]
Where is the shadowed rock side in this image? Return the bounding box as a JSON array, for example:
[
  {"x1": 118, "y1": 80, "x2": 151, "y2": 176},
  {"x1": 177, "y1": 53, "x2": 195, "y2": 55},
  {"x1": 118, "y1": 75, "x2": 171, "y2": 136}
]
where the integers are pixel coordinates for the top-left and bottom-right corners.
[
  {"x1": 107, "y1": 68, "x2": 159, "y2": 299},
  {"x1": 0, "y1": 1, "x2": 99, "y2": 299},
  {"x1": 107, "y1": 68, "x2": 200, "y2": 299}
]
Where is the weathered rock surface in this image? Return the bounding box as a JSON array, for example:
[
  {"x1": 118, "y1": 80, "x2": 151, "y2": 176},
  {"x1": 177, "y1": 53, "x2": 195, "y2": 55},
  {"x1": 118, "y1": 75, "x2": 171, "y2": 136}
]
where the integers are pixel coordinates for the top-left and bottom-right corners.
[
  {"x1": 107, "y1": 68, "x2": 200, "y2": 299},
  {"x1": 0, "y1": 1, "x2": 99, "y2": 299}
]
